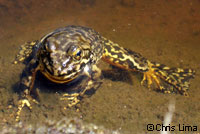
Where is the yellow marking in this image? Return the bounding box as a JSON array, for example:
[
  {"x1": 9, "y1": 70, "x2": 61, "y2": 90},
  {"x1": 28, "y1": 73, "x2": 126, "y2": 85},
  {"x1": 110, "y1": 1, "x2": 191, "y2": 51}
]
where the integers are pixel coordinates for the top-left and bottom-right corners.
[
  {"x1": 172, "y1": 73, "x2": 180, "y2": 77},
  {"x1": 163, "y1": 67, "x2": 170, "y2": 70},
  {"x1": 60, "y1": 93, "x2": 80, "y2": 108},
  {"x1": 156, "y1": 63, "x2": 161, "y2": 66},
  {"x1": 141, "y1": 73, "x2": 146, "y2": 86},
  {"x1": 41, "y1": 71, "x2": 78, "y2": 84},
  {"x1": 146, "y1": 73, "x2": 152, "y2": 88},
  {"x1": 16, "y1": 99, "x2": 32, "y2": 122},
  {"x1": 30, "y1": 42, "x2": 36, "y2": 45},
  {"x1": 177, "y1": 68, "x2": 184, "y2": 72},
  {"x1": 164, "y1": 91, "x2": 171, "y2": 94},
  {"x1": 103, "y1": 40, "x2": 148, "y2": 71}
]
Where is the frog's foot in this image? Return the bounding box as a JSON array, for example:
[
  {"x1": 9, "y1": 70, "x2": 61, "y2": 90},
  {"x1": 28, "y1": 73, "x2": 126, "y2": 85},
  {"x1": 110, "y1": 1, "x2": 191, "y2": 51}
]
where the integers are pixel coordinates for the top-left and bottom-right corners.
[
  {"x1": 16, "y1": 96, "x2": 39, "y2": 122},
  {"x1": 141, "y1": 60, "x2": 195, "y2": 95},
  {"x1": 60, "y1": 93, "x2": 81, "y2": 109},
  {"x1": 141, "y1": 65, "x2": 164, "y2": 91},
  {"x1": 60, "y1": 65, "x2": 102, "y2": 110}
]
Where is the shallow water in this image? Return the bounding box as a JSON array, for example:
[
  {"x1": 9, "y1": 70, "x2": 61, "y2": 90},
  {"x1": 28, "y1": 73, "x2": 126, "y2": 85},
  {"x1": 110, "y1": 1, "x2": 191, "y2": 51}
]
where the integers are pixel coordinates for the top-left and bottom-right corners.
[{"x1": 0, "y1": 0, "x2": 200, "y2": 133}]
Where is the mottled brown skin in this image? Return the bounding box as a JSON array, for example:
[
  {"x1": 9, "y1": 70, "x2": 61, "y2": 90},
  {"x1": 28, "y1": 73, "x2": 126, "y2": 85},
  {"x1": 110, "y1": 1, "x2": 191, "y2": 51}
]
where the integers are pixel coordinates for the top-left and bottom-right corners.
[{"x1": 14, "y1": 25, "x2": 195, "y2": 121}]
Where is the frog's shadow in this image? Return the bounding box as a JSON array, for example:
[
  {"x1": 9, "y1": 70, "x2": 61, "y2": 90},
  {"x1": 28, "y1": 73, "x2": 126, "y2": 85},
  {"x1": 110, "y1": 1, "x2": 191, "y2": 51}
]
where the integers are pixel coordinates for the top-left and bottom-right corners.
[
  {"x1": 13, "y1": 72, "x2": 96, "y2": 97},
  {"x1": 13, "y1": 66, "x2": 142, "y2": 98},
  {"x1": 102, "y1": 65, "x2": 142, "y2": 85}
]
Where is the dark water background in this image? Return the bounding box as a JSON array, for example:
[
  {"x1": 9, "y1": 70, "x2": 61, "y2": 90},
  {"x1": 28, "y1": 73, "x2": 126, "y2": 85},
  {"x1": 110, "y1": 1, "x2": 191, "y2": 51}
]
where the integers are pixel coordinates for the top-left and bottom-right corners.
[{"x1": 0, "y1": 0, "x2": 200, "y2": 133}]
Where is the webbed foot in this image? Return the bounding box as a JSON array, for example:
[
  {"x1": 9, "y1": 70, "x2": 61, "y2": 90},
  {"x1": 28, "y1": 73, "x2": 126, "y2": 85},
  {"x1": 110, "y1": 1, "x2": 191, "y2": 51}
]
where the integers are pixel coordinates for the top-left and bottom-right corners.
[
  {"x1": 141, "y1": 62, "x2": 164, "y2": 91},
  {"x1": 141, "y1": 60, "x2": 195, "y2": 96}
]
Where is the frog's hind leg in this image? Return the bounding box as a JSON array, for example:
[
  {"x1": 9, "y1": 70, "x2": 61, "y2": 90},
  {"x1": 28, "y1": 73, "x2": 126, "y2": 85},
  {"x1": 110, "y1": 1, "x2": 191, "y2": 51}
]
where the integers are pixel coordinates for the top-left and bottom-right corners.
[
  {"x1": 101, "y1": 37, "x2": 195, "y2": 95},
  {"x1": 142, "y1": 60, "x2": 195, "y2": 96},
  {"x1": 14, "y1": 41, "x2": 38, "y2": 64}
]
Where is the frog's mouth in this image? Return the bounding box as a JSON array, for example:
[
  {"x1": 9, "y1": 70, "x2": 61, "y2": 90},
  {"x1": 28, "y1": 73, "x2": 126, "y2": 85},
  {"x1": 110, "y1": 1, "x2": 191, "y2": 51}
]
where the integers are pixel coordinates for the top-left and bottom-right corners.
[{"x1": 41, "y1": 70, "x2": 79, "y2": 84}]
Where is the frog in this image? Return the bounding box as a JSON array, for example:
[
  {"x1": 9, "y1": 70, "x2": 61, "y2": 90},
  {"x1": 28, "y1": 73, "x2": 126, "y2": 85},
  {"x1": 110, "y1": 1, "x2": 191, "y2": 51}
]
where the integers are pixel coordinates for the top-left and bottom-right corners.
[{"x1": 14, "y1": 25, "x2": 195, "y2": 121}]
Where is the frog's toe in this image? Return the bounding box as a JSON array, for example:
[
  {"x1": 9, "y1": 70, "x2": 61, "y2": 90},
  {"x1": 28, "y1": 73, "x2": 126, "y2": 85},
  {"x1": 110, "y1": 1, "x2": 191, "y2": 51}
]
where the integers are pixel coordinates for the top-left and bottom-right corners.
[
  {"x1": 15, "y1": 96, "x2": 39, "y2": 122},
  {"x1": 60, "y1": 93, "x2": 81, "y2": 108},
  {"x1": 141, "y1": 68, "x2": 164, "y2": 91},
  {"x1": 16, "y1": 99, "x2": 32, "y2": 122}
]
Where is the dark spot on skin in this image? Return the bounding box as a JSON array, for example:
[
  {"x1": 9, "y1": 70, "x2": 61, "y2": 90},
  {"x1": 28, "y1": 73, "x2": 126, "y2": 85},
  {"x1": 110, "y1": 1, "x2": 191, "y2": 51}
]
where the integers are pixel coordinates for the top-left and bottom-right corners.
[
  {"x1": 103, "y1": 39, "x2": 109, "y2": 44},
  {"x1": 141, "y1": 58, "x2": 147, "y2": 64},
  {"x1": 104, "y1": 44, "x2": 112, "y2": 52},
  {"x1": 138, "y1": 63, "x2": 145, "y2": 67},
  {"x1": 113, "y1": 46, "x2": 121, "y2": 51},
  {"x1": 80, "y1": 63, "x2": 86, "y2": 69},
  {"x1": 110, "y1": 51, "x2": 124, "y2": 59},
  {"x1": 72, "y1": 66, "x2": 79, "y2": 73},
  {"x1": 172, "y1": 75, "x2": 179, "y2": 81},
  {"x1": 133, "y1": 58, "x2": 139, "y2": 64},
  {"x1": 126, "y1": 59, "x2": 136, "y2": 69},
  {"x1": 94, "y1": 35, "x2": 99, "y2": 41},
  {"x1": 132, "y1": 53, "x2": 142, "y2": 58},
  {"x1": 43, "y1": 62, "x2": 54, "y2": 76},
  {"x1": 124, "y1": 48, "x2": 139, "y2": 55},
  {"x1": 156, "y1": 64, "x2": 166, "y2": 70}
]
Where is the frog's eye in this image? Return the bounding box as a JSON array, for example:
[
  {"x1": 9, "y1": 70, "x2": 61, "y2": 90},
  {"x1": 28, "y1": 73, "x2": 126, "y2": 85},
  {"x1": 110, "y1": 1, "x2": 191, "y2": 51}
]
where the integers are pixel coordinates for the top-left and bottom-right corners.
[
  {"x1": 67, "y1": 45, "x2": 82, "y2": 60},
  {"x1": 73, "y1": 49, "x2": 82, "y2": 60}
]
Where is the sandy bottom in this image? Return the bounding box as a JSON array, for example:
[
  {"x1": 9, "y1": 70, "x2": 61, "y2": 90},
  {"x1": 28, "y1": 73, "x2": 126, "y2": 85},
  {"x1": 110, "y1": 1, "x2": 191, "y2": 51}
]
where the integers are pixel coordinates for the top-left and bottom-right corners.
[{"x1": 0, "y1": 0, "x2": 200, "y2": 133}]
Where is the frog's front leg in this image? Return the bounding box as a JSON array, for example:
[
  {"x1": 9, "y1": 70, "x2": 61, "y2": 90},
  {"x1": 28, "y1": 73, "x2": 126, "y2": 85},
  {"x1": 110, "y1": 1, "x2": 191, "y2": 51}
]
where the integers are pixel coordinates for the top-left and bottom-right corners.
[
  {"x1": 15, "y1": 59, "x2": 40, "y2": 121},
  {"x1": 60, "y1": 64, "x2": 102, "y2": 109},
  {"x1": 14, "y1": 41, "x2": 38, "y2": 64}
]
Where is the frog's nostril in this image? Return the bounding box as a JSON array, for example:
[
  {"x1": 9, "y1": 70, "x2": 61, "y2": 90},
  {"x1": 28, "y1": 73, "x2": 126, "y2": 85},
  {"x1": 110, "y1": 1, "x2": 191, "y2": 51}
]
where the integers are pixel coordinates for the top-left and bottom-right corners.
[{"x1": 62, "y1": 58, "x2": 70, "y2": 67}]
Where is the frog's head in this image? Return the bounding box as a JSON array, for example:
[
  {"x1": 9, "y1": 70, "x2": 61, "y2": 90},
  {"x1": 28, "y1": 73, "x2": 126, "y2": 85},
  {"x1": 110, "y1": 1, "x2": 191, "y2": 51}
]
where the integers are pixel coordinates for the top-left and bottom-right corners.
[{"x1": 39, "y1": 32, "x2": 92, "y2": 83}]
